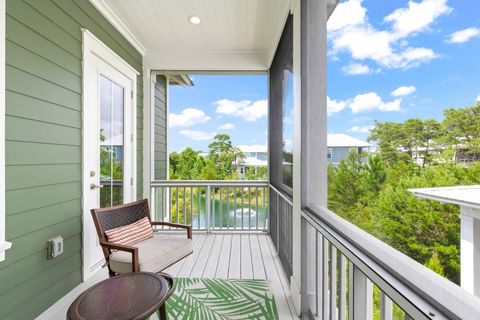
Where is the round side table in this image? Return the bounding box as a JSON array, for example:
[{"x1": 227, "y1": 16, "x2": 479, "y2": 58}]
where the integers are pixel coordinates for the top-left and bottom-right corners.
[{"x1": 67, "y1": 272, "x2": 172, "y2": 320}]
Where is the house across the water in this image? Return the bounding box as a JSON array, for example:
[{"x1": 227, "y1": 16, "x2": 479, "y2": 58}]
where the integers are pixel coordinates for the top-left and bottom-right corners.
[{"x1": 327, "y1": 134, "x2": 371, "y2": 164}]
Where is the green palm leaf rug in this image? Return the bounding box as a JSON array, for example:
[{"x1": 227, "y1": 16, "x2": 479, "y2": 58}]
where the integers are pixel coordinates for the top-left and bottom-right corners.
[{"x1": 158, "y1": 278, "x2": 279, "y2": 319}]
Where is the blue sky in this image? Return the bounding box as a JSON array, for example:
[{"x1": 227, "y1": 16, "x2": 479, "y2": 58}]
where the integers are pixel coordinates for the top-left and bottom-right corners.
[{"x1": 168, "y1": 0, "x2": 480, "y2": 153}]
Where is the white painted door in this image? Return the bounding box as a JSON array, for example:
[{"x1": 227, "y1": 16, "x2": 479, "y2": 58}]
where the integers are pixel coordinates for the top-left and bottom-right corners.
[{"x1": 82, "y1": 31, "x2": 137, "y2": 280}]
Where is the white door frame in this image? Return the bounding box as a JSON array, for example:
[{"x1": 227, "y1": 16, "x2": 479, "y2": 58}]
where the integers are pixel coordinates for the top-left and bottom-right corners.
[{"x1": 81, "y1": 29, "x2": 139, "y2": 280}]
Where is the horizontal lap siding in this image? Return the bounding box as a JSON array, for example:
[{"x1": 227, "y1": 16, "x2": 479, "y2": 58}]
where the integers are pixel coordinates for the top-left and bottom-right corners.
[
  {"x1": 154, "y1": 75, "x2": 168, "y2": 180},
  {"x1": 0, "y1": 1, "x2": 144, "y2": 319}
]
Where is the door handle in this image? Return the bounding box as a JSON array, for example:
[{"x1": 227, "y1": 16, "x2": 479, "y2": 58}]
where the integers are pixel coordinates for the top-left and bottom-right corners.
[{"x1": 90, "y1": 183, "x2": 104, "y2": 190}]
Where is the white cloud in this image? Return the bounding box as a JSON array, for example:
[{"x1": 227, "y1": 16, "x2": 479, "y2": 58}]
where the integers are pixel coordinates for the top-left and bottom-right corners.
[
  {"x1": 179, "y1": 130, "x2": 216, "y2": 141},
  {"x1": 328, "y1": 0, "x2": 366, "y2": 31},
  {"x1": 348, "y1": 125, "x2": 374, "y2": 133},
  {"x1": 169, "y1": 108, "x2": 210, "y2": 128},
  {"x1": 446, "y1": 27, "x2": 480, "y2": 44},
  {"x1": 214, "y1": 99, "x2": 267, "y2": 122},
  {"x1": 477, "y1": 95, "x2": 480, "y2": 102},
  {"x1": 384, "y1": 0, "x2": 452, "y2": 38},
  {"x1": 349, "y1": 92, "x2": 401, "y2": 113},
  {"x1": 342, "y1": 63, "x2": 371, "y2": 75},
  {"x1": 218, "y1": 123, "x2": 235, "y2": 130},
  {"x1": 327, "y1": 96, "x2": 348, "y2": 115},
  {"x1": 391, "y1": 85, "x2": 416, "y2": 97},
  {"x1": 329, "y1": 0, "x2": 449, "y2": 70}
]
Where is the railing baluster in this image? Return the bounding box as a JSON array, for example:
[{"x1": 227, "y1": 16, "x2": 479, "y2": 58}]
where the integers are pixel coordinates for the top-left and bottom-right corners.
[
  {"x1": 331, "y1": 246, "x2": 338, "y2": 320},
  {"x1": 248, "y1": 186, "x2": 251, "y2": 229},
  {"x1": 226, "y1": 187, "x2": 230, "y2": 230},
  {"x1": 380, "y1": 291, "x2": 393, "y2": 320},
  {"x1": 175, "y1": 186, "x2": 179, "y2": 224},
  {"x1": 256, "y1": 187, "x2": 259, "y2": 230},
  {"x1": 183, "y1": 186, "x2": 187, "y2": 225},
  {"x1": 263, "y1": 187, "x2": 267, "y2": 230},
  {"x1": 241, "y1": 187, "x2": 244, "y2": 230},
  {"x1": 348, "y1": 260, "x2": 353, "y2": 320},
  {"x1": 339, "y1": 254, "x2": 347, "y2": 320},
  {"x1": 316, "y1": 232, "x2": 324, "y2": 317},
  {"x1": 219, "y1": 187, "x2": 223, "y2": 230},
  {"x1": 234, "y1": 187, "x2": 237, "y2": 229},
  {"x1": 205, "y1": 185, "x2": 211, "y2": 232},
  {"x1": 190, "y1": 186, "x2": 193, "y2": 227},
  {"x1": 198, "y1": 187, "x2": 202, "y2": 229},
  {"x1": 169, "y1": 187, "x2": 172, "y2": 224},
  {"x1": 352, "y1": 266, "x2": 373, "y2": 320},
  {"x1": 323, "y1": 239, "x2": 330, "y2": 320},
  {"x1": 212, "y1": 187, "x2": 215, "y2": 230}
]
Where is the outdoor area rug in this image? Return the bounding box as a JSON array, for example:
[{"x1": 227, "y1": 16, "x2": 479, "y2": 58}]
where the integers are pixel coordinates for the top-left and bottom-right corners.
[{"x1": 159, "y1": 278, "x2": 279, "y2": 319}]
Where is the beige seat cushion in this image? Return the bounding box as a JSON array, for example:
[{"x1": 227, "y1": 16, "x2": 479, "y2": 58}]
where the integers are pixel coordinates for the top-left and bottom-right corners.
[{"x1": 109, "y1": 235, "x2": 193, "y2": 274}]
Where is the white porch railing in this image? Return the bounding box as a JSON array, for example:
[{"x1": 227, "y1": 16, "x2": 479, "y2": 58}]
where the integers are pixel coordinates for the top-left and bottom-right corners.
[
  {"x1": 301, "y1": 206, "x2": 480, "y2": 320},
  {"x1": 150, "y1": 180, "x2": 269, "y2": 232}
]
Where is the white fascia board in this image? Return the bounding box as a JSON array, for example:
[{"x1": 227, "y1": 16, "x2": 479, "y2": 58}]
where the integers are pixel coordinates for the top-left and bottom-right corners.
[
  {"x1": 143, "y1": 50, "x2": 269, "y2": 71},
  {"x1": 89, "y1": 0, "x2": 146, "y2": 56}
]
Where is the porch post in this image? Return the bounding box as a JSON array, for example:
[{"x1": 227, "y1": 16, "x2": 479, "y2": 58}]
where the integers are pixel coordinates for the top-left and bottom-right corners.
[
  {"x1": 296, "y1": 0, "x2": 329, "y2": 315},
  {"x1": 460, "y1": 206, "x2": 480, "y2": 296},
  {"x1": 142, "y1": 69, "x2": 155, "y2": 201}
]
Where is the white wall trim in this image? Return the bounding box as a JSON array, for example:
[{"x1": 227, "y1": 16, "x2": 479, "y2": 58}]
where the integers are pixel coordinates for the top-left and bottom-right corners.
[
  {"x1": 0, "y1": 0, "x2": 10, "y2": 263},
  {"x1": 144, "y1": 50, "x2": 269, "y2": 71},
  {"x1": 82, "y1": 29, "x2": 138, "y2": 280},
  {"x1": 89, "y1": 0, "x2": 146, "y2": 56}
]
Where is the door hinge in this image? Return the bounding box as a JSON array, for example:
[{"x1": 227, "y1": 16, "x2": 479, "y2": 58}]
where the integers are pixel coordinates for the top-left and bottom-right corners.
[
  {"x1": 131, "y1": 91, "x2": 134, "y2": 99},
  {"x1": 131, "y1": 134, "x2": 134, "y2": 142},
  {"x1": 130, "y1": 178, "x2": 133, "y2": 186}
]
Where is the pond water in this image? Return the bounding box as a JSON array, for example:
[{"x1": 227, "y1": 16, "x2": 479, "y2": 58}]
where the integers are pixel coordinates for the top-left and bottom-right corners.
[{"x1": 154, "y1": 192, "x2": 268, "y2": 230}]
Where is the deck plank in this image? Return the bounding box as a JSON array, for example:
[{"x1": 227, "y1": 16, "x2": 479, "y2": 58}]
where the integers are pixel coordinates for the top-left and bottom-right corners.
[
  {"x1": 190, "y1": 234, "x2": 215, "y2": 277},
  {"x1": 241, "y1": 234, "x2": 253, "y2": 279},
  {"x1": 215, "y1": 234, "x2": 232, "y2": 279},
  {"x1": 229, "y1": 234, "x2": 241, "y2": 278},
  {"x1": 258, "y1": 234, "x2": 296, "y2": 320},
  {"x1": 176, "y1": 234, "x2": 207, "y2": 278},
  {"x1": 250, "y1": 234, "x2": 267, "y2": 279},
  {"x1": 203, "y1": 234, "x2": 223, "y2": 278}
]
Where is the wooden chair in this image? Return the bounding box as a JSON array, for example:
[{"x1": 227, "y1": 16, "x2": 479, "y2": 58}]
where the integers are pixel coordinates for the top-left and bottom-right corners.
[{"x1": 91, "y1": 199, "x2": 193, "y2": 276}]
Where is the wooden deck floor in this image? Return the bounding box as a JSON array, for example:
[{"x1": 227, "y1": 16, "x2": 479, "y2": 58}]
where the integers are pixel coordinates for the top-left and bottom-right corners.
[{"x1": 164, "y1": 233, "x2": 298, "y2": 319}]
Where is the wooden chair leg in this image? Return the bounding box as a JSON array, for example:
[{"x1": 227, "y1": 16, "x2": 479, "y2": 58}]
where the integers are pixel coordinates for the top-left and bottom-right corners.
[{"x1": 158, "y1": 304, "x2": 167, "y2": 320}]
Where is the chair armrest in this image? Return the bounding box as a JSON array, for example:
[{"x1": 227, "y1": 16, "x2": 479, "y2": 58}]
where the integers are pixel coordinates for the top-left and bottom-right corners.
[
  {"x1": 99, "y1": 240, "x2": 139, "y2": 272},
  {"x1": 151, "y1": 221, "x2": 193, "y2": 239}
]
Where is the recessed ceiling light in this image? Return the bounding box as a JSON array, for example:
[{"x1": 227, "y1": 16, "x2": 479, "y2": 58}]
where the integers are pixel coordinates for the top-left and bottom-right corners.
[{"x1": 188, "y1": 15, "x2": 201, "y2": 25}]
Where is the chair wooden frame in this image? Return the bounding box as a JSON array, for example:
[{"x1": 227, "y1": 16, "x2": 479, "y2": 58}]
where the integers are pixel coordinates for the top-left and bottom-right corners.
[{"x1": 91, "y1": 199, "x2": 192, "y2": 276}]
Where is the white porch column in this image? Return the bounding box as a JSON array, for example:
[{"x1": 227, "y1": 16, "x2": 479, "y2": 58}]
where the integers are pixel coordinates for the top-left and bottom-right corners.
[
  {"x1": 142, "y1": 69, "x2": 155, "y2": 200},
  {"x1": 293, "y1": 0, "x2": 329, "y2": 314},
  {"x1": 460, "y1": 206, "x2": 480, "y2": 296}
]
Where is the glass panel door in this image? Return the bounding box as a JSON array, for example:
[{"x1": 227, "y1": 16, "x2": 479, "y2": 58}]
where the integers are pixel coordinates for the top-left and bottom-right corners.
[{"x1": 99, "y1": 75, "x2": 125, "y2": 207}]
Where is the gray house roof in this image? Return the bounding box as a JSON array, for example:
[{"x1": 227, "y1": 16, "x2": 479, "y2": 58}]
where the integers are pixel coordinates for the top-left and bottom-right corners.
[{"x1": 327, "y1": 134, "x2": 371, "y2": 148}]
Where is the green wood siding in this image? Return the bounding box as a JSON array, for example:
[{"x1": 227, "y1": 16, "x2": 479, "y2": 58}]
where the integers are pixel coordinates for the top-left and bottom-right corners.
[
  {"x1": 0, "y1": 0, "x2": 144, "y2": 319},
  {"x1": 154, "y1": 75, "x2": 168, "y2": 180}
]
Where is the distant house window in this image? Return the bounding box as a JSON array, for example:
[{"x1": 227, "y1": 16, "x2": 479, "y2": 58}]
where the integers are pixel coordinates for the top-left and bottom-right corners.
[
  {"x1": 257, "y1": 152, "x2": 267, "y2": 161},
  {"x1": 327, "y1": 148, "x2": 333, "y2": 160}
]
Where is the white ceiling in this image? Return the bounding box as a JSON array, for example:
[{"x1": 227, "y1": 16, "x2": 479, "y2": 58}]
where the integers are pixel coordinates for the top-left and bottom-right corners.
[{"x1": 95, "y1": 0, "x2": 292, "y2": 70}]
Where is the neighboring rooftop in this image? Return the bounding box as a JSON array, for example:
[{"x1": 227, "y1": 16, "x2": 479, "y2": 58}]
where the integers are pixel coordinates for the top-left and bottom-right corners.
[
  {"x1": 237, "y1": 145, "x2": 268, "y2": 153},
  {"x1": 409, "y1": 185, "x2": 480, "y2": 210},
  {"x1": 327, "y1": 134, "x2": 371, "y2": 148}
]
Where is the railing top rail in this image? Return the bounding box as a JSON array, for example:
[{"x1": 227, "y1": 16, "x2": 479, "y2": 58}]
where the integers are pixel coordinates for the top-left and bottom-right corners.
[
  {"x1": 303, "y1": 205, "x2": 480, "y2": 320},
  {"x1": 151, "y1": 180, "x2": 269, "y2": 187}
]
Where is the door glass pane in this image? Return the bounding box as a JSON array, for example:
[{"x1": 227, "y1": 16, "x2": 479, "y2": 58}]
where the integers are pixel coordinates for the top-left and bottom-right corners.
[{"x1": 99, "y1": 75, "x2": 124, "y2": 208}]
